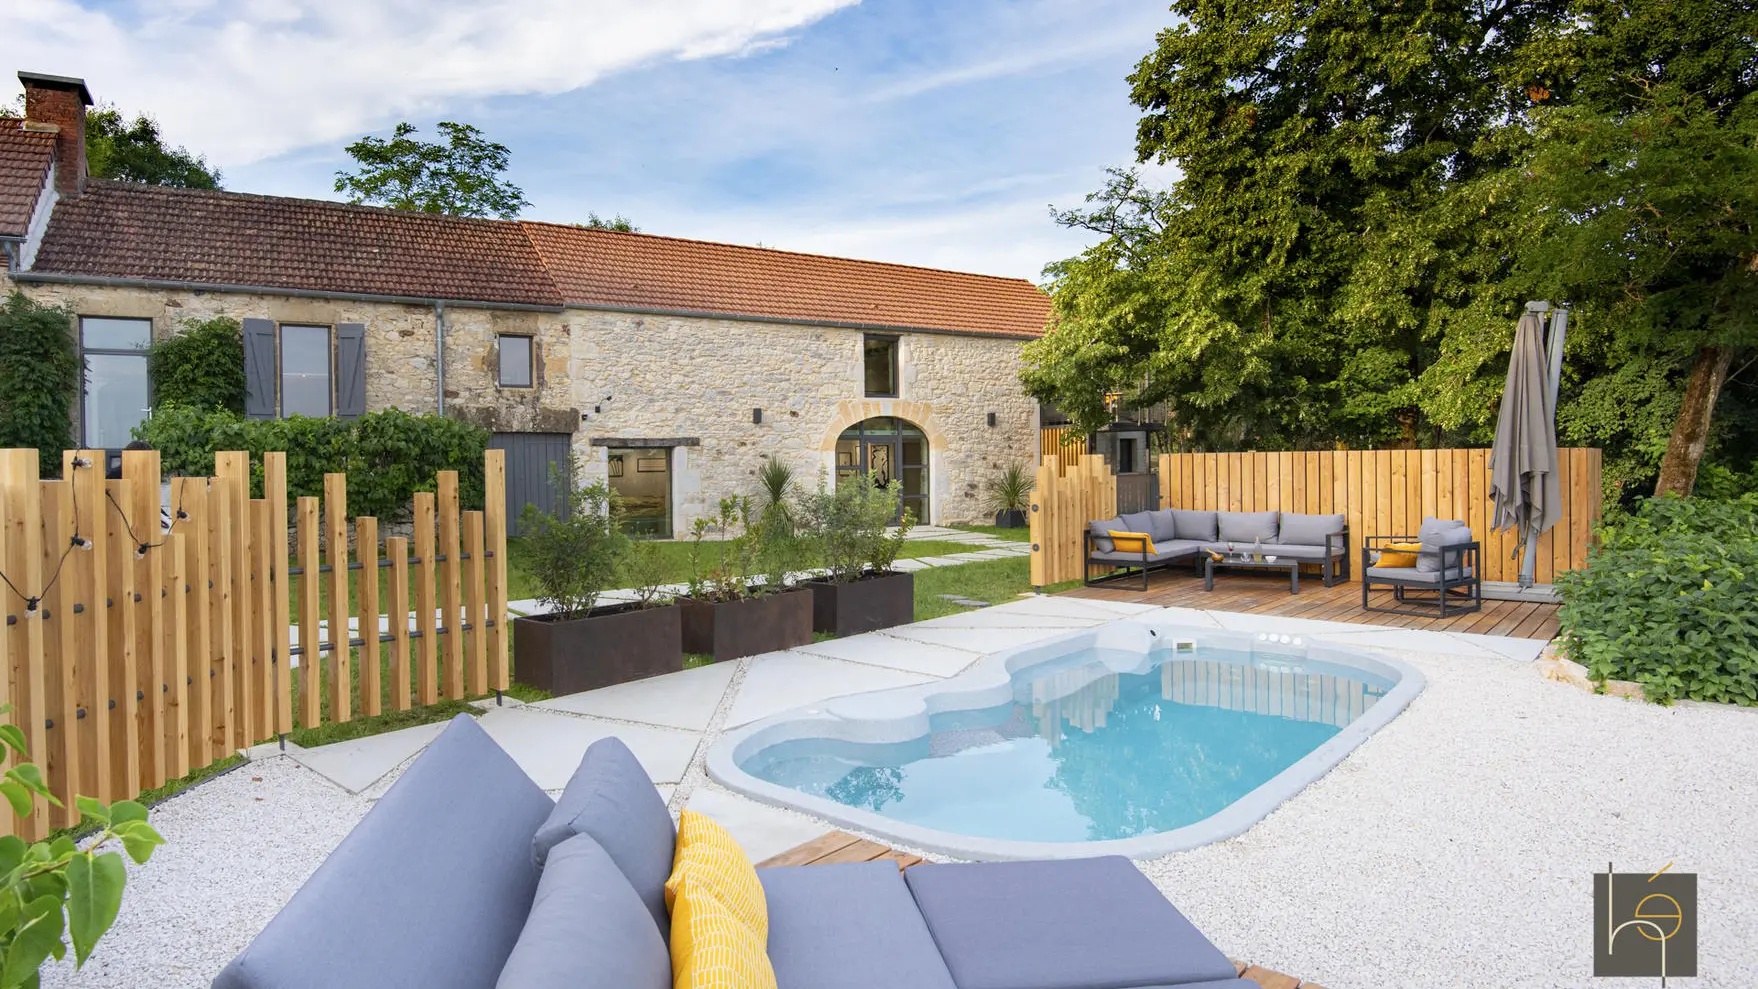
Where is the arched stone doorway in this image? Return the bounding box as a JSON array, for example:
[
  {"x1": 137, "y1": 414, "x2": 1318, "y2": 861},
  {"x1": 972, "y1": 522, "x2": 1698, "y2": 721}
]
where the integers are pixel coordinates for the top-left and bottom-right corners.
[{"x1": 835, "y1": 416, "x2": 929, "y2": 524}]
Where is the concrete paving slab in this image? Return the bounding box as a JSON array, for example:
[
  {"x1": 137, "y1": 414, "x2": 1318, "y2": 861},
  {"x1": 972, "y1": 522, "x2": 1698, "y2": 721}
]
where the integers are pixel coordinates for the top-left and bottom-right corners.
[
  {"x1": 726, "y1": 653, "x2": 934, "y2": 727},
  {"x1": 793, "y1": 633, "x2": 979, "y2": 678},
  {"x1": 890, "y1": 558, "x2": 932, "y2": 572},
  {"x1": 1208, "y1": 611, "x2": 1370, "y2": 635},
  {"x1": 988, "y1": 596, "x2": 1160, "y2": 621},
  {"x1": 1122, "y1": 606, "x2": 1224, "y2": 627},
  {"x1": 1445, "y1": 632, "x2": 1551, "y2": 662},
  {"x1": 475, "y1": 707, "x2": 701, "y2": 788},
  {"x1": 1308, "y1": 626, "x2": 1504, "y2": 659},
  {"x1": 685, "y1": 787, "x2": 828, "y2": 865},
  {"x1": 532, "y1": 662, "x2": 738, "y2": 732},
  {"x1": 288, "y1": 721, "x2": 448, "y2": 794},
  {"x1": 911, "y1": 556, "x2": 965, "y2": 567},
  {"x1": 910, "y1": 610, "x2": 1103, "y2": 630},
  {"x1": 878, "y1": 624, "x2": 1076, "y2": 654}
]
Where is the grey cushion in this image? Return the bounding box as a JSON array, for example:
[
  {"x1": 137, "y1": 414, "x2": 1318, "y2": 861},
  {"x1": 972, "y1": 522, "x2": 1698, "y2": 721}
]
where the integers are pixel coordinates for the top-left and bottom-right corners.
[
  {"x1": 213, "y1": 715, "x2": 553, "y2": 989},
  {"x1": 531, "y1": 737, "x2": 675, "y2": 939},
  {"x1": 1087, "y1": 518, "x2": 1123, "y2": 553},
  {"x1": 495, "y1": 834, "x2": 670, "y2": 989},
  {"x1": 1170, "y1": 509, "x2": 1218, "y2": 541},
  {"x1": 1257, "y1": 543, "x2": 1340, "y2": 561},
  {"x1": 1276, "y1": 512, "x2": 1345, "y2": 546},
  {"x1": 1089, "y1": 539, "x2": 1203, "y2": 565},
  {"x1": 761, "y1": 861, "x2": 956, "y2": 989},
  {"x1": 1147, "y1": 509, "x2": 1179, "y2": 543},
  {"x1": 904, "y1": 856, "x2": 1237, "y2": 989},
  {"x1": 1216, "y1": 510, "x2": 1279, "y2": 543},
  {"x1": 1416, "y1": 517, "x2": 1473, "y2": 574},
  {"x1": 1119, "y1": 511, "x2": 1156, "y2": 539},
  {"x1": 1366, "y1": 565, "x2": 1475, "y2": 584}
]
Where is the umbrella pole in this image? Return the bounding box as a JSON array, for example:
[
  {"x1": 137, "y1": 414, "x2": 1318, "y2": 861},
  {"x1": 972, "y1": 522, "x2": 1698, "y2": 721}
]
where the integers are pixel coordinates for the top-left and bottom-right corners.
[{"x1": 1519, "y1": 524, "x2": 1539, "y2": 588}]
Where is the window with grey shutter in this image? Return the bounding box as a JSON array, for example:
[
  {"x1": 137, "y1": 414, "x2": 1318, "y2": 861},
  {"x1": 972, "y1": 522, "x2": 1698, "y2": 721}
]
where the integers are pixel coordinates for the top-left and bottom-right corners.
[
  {"x1": 335, "y1": 322, "x2": 366, "y2": 418},
  {"x1": 280, "y1": 324, "x2": 331, "y2": 417},
  {"x1": 243, "y1": 318, "x2": 277, "y2": 419}
]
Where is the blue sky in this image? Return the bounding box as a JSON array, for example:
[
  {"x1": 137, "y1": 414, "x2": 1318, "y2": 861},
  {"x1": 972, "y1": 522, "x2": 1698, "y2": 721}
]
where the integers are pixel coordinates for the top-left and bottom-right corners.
[{"x1": 4, "y1": 0, "x2": 1178, "y2": 280}]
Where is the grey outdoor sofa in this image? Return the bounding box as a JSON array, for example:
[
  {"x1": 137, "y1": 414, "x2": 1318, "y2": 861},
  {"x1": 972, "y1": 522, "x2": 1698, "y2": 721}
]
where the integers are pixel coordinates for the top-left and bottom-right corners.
[
  {"x1": 1086, "y1": 508, "x2": 1350, "y2": 591},
  {"x1": 1361, "y1": 517, "x2": 1482, "y2": 618},
  {"x1": 213, "y1": 714, "x2": 1254, "y2": 989}
]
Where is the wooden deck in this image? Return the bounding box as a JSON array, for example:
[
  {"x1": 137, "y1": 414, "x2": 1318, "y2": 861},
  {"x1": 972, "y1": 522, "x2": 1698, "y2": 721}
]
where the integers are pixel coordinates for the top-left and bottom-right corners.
[
  {"x1": 758, "y1": 830, "x2": 1331, "y2": 989},
  {"x1": 1063, "y1": 568, "x2": 1559, "y2": 640}
]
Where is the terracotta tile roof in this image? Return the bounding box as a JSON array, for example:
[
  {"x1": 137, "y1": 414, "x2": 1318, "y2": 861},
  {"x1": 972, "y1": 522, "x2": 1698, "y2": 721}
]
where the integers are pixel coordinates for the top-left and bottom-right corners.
[
  {"x1": 0, "y1": 119, "x2": 56, "y2": 237},
  {"x1": 30, "y1": 181, "x2": 564, "y2": 306},
  {"x1": 522, "y1": 222, "x2": 1051, "y2": 338}
]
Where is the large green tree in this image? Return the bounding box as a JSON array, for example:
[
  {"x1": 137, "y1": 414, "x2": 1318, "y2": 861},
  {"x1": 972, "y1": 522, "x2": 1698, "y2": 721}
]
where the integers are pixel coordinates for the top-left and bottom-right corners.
[
  {"x1": 86, "y1": 107, "x2": 222, "y2": 188},
  {"x1": 334, "y1": 121, "x2": 531, "y2": 219}
]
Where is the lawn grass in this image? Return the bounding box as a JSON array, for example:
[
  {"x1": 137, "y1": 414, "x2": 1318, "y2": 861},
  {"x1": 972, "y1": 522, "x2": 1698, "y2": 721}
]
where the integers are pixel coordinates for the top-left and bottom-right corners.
[
  {"x1": 911, "y1": 556, "x2": 1080, "y2": 621},
  {"x1": 947, "y1": 523, "x2": 1032, "y2": 543}
]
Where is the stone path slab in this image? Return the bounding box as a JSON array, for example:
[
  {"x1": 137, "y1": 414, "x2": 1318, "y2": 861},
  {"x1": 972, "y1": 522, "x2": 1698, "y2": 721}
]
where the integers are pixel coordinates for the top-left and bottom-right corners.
[
  {"x1": 793, "y1": 633, "x2": 980, "y2": 677},
  {"x1": 475, "y1": 707, "x2": 701, "y2": 788},
  {"x1": 684, "y1": 787, "x2": 829, "y2": 865},
  {"x1": 726, "y1": 653, "x2": 935, "y2": 728},
  {"x1": 910, "y1": 610, "x2": 1105, "y2": 630},
  {"x1": 285, "y1": 722, "x2": 448, "y2": 795},
  {"x1": 532, "y1": 661, "x2": 737, "y2": 732},
  {"x1": 877, "y1": 624, "x2": 1084, "y2": 654}
]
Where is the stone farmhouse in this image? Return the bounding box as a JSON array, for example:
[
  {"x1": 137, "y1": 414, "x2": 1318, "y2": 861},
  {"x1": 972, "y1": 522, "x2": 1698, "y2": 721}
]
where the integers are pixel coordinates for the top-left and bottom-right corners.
[{"x1": 1, "y1": 72, "x2": 1051, "y2": 534}]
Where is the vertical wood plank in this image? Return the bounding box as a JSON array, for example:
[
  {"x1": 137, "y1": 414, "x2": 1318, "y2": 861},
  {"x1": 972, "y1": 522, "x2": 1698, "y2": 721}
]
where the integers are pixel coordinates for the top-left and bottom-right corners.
[
  {"x1": 1407, "y1": 449, "x2": 1425, "y2": 534},
  {"x1": 1420, "y1": 449, "x2": 1438, "y2": 524},
  {"x1": 413, "y1": 492, "x2": 439, "y2": 706},
  {"x1": 39, "y1": 479, "x2": 74, "y2": 829},
  {"x1": 323, "y1": 474, "x2": 352, "y2": 723},
  {"x1": 437, "y1": 472, "x2": 464, "y2": 700},
  {"x1": 1388, "y1": 451, "x2": 1407, "y2": 540},
  {"x1": 465, "y1": 511, "x2": 488, "y2": 696},
  {"x1": 207, "y1": 473, "x2": 234, "y2": 763},
  {"x1": 178, "y1": 479, "x2": 211, "y2": 772},
  {"x1": 1574, "y1": 448, "x2": 1596, "y2": 566},
  {"x1": 265, "y1": 452, "x2": 292, "y2": 735},
  {"x1": 297, "y1": 497, "x2": 322, "y2": 729},
  {"x1": 1029, "y1": 458, "x2": 1048, "y2": 587},
  {"x1": 357, "y1": 517, "x2": 381, "y2": 718},
  {"x1": 484, "y1": 449, "x2": 510, "y2": 691},
  {"x1": 1265, "y1": 452, "x2": 1281, "y2": 511},
  {"x1": 164, "y1": 531, "x2": 189, "y2": 781},
  {"x1": 1347, "y1": 450, "x2": 1364, "y2": 573},
  {"x1": 103, "y1": 478, "x2": 139, "y2": 801},
  {"x1": 252, "y1": 498, "x2": 272, "y2": 741},
  {"x1": 1, "y1": 451, "x2": 47, "y2": 837},
  {"x1": 388, "y1": 537, "x2": 411, "y2": 711},
  {"x1": 1467, "y1": 449, "x2": 1491, "y2": 581},
  {"x1": 122, "y1": 450, "x2": 163, "y2": 791},
  {"x1": 65, "y1": 453, "x2": 112, "y2": 803},
  {"x1": 214, "y1": 452, "x2": 252, "y2": 751},
  {"x1": 1305, "y1": 451, "x2": 1320, "y2": 514},
  {"x1": 1374, "y1": 451, "x2": 1393, "y2": 537}
]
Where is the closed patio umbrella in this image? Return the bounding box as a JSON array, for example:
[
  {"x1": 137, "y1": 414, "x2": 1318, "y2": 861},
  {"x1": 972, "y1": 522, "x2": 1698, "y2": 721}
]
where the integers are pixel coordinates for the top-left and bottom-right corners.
[{"x1": 1489, "y1": 309, "x2": 1562, "y2": 588}]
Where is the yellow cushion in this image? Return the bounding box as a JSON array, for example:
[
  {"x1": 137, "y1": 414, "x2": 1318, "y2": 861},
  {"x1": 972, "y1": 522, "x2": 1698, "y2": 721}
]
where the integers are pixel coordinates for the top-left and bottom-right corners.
[
  {"x1": 670, "y1": 871, "x2": 778, "y2": 989},
  {"x1": 1376, "y1": 541, "x2": 1423, "y2": 568},
  {"x1": 1107, "y1": 530, "x2": 1157, "y2": 555},
  {"x1": 665, "y1": 811, "x2": 768, "y2": 942}
]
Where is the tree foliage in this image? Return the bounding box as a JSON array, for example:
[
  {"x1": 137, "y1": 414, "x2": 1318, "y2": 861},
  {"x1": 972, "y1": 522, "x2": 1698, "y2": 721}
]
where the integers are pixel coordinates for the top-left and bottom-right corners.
[
  {"x1": 0, "y1": 292, "x2": 78, "y2": 474},
  {"x1": 334, "y1": 122, "x2": 530, "y2": 219},
  {"x1": 85, "y1": 106, "x2": 222, "y2": 188},
  {"x1": 147, "y1": 316, "x2": 245, "y2": 413}
]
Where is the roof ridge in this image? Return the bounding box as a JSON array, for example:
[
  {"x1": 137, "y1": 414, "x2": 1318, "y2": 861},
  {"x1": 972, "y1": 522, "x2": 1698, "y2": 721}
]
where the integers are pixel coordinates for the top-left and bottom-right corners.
[
  {"x1": 518, "y1": 219, "x2": 1041, "y2": 287},
  {"x1": 79, "y1": 179, "x2": 526, "y2": 229}
]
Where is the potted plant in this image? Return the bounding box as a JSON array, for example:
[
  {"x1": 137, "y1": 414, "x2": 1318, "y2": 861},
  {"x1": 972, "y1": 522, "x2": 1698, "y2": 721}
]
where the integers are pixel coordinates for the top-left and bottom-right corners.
[
  {"x1": 512, "y1": 459, "x2": 683, "y2": 694},
  {"x1": 678, "y1": 495, "x2": 814, "y2": 662},
  {"x1": 800, "y1": 471, "x2": 917, "y2": 635},
  {"x1": 984, "y1": 463, "x2": 1034, "y2": 528}
]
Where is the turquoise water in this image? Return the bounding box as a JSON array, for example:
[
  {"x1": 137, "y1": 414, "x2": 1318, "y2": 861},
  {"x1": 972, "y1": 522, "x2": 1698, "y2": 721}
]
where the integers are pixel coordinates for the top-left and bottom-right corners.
[{"x1": 740, "y1": 648, "x2": 1390, "y2": 842}]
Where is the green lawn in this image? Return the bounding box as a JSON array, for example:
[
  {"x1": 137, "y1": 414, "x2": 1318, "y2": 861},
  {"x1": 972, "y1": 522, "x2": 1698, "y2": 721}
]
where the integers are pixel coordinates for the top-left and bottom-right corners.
[
  {"x1": 947, "y1": 523, "x2": 1032, "y2": 543},
  {"x1": 912, "y1": 556, "x2": 1078, "y2": 621}
]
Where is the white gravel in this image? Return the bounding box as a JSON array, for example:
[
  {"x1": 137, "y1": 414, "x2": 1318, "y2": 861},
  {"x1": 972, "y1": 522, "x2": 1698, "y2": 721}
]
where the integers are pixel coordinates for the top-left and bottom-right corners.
[{"x1": 38, "y1": 642, "x2": 1758, "y2": 989}]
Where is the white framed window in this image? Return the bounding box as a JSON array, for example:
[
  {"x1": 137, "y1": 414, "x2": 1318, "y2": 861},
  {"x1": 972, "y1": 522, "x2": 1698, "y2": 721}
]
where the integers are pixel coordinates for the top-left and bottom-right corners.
[
  {"x1": 80, "y1": 316, "x2": 152, "y2": 449},
  {"x1": 498, "y1": 334, "x2": 534, "y2": 388}
]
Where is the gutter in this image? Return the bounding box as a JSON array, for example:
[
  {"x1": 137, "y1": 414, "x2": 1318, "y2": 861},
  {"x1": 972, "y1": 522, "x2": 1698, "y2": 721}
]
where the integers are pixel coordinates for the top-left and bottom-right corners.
[
  {"x1": 1, "y1": 238, "x2": 19, "y2": 273},
  {"x1": 9, "y1": 271, "x2": 566, "y2": 312}
]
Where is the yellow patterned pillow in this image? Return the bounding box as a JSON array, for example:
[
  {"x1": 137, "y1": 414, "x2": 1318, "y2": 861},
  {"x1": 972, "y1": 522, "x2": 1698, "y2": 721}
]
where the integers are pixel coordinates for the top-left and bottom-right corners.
[
  {"x1": 664, "y1": 811, "x2": 768, "y2": 942},
  {"x1": 1376, "y1": 541, "x2": 1423, "y2": 568},
  {"x1": 1107, "y1": 530, "x2": 1157, "y2": 555},
  {"x1": 670, "y1": 871, "x2": 778, "y2": 989}
]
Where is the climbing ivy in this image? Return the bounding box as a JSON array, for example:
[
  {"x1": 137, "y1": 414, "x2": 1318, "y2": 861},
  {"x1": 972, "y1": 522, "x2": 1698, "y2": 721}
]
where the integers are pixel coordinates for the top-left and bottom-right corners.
[{"x1": 0, "y1": 291, "x2": 78, "y2": 475}]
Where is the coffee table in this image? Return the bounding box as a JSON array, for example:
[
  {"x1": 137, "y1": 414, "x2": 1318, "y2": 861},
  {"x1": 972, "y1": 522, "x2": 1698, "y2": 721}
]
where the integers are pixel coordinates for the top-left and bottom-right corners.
[{"x1": 1204, "y1": 553, "x2": 1301, "y2": 594}]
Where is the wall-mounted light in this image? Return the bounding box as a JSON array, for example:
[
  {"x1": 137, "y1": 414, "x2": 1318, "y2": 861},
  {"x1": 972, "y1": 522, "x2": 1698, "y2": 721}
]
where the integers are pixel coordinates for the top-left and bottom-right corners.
[
  {"x1": 752, "y1": 408, "x2": 763, "y2": 424},
  {"x1": 986, "y1": 412, "x2": 997, "y2": 427}
]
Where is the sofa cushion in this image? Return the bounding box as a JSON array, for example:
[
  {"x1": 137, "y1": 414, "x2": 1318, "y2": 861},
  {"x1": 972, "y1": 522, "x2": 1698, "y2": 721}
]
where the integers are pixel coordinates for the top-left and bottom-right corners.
[
  {"x1": 1216, "y1": 510, "x2": 1278, "y2": 544},
  {"x1": 531, "y1": 736, "x2": 676, "y2": 938},
  {"x1": 904, "y1": 857, "x2": 1237, "y2": 989},
  {"x1": 1088, "y1": 518, "x2": 1122, "y2": 553},
  {"x1": 1089, "y1": 540, "x2": 1203, "y2": 565},
  {"x1": 670, "y1": 871, "x2": 778, "y2": 989},
  {"x1": 1107, "y1": 530, "x2": 1158, "y2": 556},
  {"x1": 1170, "y1": 509, "x2": 1218, "y2": 541},
  {"x1": 1147, "y1": 509, "x2": 1179, "y2": 543},
  {"x1": 1261, "y1": 543, "x2": 1340, "y2": 561},
  {"x1": 1276, "y1": 512, "x2": 1344, "y2": 546},
  {"x1": 665, "y1": 810, "x2": 768, "y2": 942},
  {"x1": 1119, "y1": 511, "x2": 1156, "y2": 539},
  {"x1": 1416, "y1": 517, "x2": 1473, "y2": 574},
  {"x1": 1366, "y1": 565, "x2": 1475, "y2": 584},
  {"x1": 213, "y1": 715, "x2": 554, "y2": 989},
  {"x1": 495, "y1": 834, "x2": 669, "y2": 989},
  {"x1": 761, "y1": 861, "x2": 957, "y2": 989}
]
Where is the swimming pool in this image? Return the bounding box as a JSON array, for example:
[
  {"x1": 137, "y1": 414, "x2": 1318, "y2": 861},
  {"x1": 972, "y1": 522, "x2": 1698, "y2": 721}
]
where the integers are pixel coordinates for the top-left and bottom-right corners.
[{"x1": 707, "y1": 618, "x2": 1424, "y2": 859}]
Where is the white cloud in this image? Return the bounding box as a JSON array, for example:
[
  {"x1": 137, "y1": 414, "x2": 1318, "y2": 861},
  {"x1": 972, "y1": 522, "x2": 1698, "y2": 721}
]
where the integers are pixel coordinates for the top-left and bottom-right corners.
[{"x1": 0, "y1": 0, "x2": 858, "y2": 162}]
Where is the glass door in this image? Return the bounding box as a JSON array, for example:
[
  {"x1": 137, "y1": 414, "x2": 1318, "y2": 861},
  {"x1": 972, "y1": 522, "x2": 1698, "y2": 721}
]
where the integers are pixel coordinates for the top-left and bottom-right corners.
[
  {"x1": 607, "y1": 447, "x2": 671, "y2": 537},
  {"x1": 834, "y1": 417, "x2": 929, "y2": 524}
]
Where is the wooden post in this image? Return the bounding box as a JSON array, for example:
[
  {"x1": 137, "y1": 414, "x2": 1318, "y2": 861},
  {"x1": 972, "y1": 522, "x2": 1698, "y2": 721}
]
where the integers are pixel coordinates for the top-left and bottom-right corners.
[
  {"x1": 164, "y1": 530, "x2": 189, "y2": 780},
  {"x1": 437, "y1": 472, "x2": 463, "y2": 700},
  {"x1": 297, "y1": 496, "x2": 322, "y2": 728},
  {"x1": 265, "y1": 452, "x2": 292, "y2": 735},
  {"x1": 0, "y1": 450, "x2": 47, "y2": 837},
  {"x1": 323, "y1": 474, "x2": 351, "y2": 722},
  {"x1": 122, "y1": 449, "x2": 164, "y2": 790},
  {"x1": 356, "y1": 517, "x2": 381, "y2": 718},
  {"x1": 39, "y1": 478, "x2": 74, "y2": 830},
  {"x1": 387, "y1": 537, "x2": 411, "y2": 712},
  {"x1": 64, "y1": 452, "x2": 112, "y2": 804},
  {"x1": 413, "y1": 492, "x2": 438, "y2": 706},
  {"x1": 206, "y1": 473, "x2": 234, "y2": 762},
  {"x1": 252, "y1": 498, "x2": 272, "y2": 742},
  {"x1": 483, "y1": 449, "x2": 509, "y2": 691},
  {"x1": 102, "y1": 477, "x2": 140, "y2": 801},
  {"x1": 177, "y1": 479, "x2": 211, "y2": 773},
  {"x1": 214, "y1": 452, "x2": 252, "y2": 750},
  {"x1": 463, "y1": 510, "x2": 487, "y2": 696}
]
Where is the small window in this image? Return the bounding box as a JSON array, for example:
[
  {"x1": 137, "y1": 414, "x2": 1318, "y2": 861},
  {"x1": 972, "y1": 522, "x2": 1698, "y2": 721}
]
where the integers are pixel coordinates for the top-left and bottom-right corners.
[
  {"x1": 498, "y1": 334, "x2": 533, "y2": 388},
  {"x1": 864, "y1": 335, "x2": 898, "y2": 397},
  {"x1": 80, "y1": 317, "x2": 152, "y2": 448},
  {"x1": 280, "y1": 324, "x2": 332, "y2": 417}
]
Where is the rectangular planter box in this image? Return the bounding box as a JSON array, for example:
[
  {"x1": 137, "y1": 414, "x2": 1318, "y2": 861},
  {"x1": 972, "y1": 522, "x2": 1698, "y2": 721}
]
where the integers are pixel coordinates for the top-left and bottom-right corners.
[
  {"x1": 679, "y1": 588, "x2": 814, "y2": 663},
  {"x1": 513, "y1": 602, "x2": 683, "y2": 695},
  {"x1": 805, "y1": 570, "x2": 914, "y2": 636}
]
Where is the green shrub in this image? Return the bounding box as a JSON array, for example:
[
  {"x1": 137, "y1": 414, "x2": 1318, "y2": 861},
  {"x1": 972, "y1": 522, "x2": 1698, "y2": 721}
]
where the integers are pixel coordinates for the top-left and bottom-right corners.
[
  {"x1": 519, "y1": 457, "x2": 628, "y2": 618},
  {"x1": 134, "y1": 406, "x2": 487, "y2": 518},
  {"x1": 0, "y1": 291, "x2": 78, "y2": 474},
  {"x1": 147, "y1": 316, "x2": 245, "y2": 413},
  {"x1": 1556, "y1": 494, "x2": 1758, "y2": 706},
  {"x1": 798, "y1": 471, "x2": 915, "y2": 583}
]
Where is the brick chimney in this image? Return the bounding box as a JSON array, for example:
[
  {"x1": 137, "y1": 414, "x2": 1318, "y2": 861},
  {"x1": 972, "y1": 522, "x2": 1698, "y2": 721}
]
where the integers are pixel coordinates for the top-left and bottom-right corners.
[{"x1": 18, "y1": 71, "x2": 93, "y2": 196}]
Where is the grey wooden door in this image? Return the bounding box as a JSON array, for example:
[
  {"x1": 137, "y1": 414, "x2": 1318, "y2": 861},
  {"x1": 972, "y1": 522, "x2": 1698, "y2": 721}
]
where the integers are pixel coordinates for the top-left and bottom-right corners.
[{"x1": 490, "y1": 432, "x2": 572, "y2": 536}]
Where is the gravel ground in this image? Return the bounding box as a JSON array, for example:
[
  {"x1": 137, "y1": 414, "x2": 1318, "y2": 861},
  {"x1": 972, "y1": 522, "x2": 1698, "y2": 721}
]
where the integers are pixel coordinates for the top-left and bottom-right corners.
[{"x1": 37, "y1": 642, "x2": 1758, "y2": 989}]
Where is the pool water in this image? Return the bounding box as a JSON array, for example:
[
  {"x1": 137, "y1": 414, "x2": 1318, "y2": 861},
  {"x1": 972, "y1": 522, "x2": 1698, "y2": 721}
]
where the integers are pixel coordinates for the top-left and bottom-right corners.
[{"x1": 738, "y1": 647, "x2": 1389, "y2": 843}]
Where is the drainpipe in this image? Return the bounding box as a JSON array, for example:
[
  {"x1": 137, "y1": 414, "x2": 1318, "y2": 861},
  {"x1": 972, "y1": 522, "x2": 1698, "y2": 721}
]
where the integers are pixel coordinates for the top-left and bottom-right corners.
[{"x1": 434, "y1": 300, "x2": 446, "y2": 416}]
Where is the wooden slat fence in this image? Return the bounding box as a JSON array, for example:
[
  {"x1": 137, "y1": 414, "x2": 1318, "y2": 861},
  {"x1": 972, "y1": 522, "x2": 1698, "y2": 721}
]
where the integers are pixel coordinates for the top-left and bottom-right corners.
[
  {"x1": 1038, "y1": 426, "x2": 1088, "y2": 469},
  {"x1": 1029, "y1": 448, "x2": 1602, "y2": 587},
  {"x1": 0, "y1": 448, "x2": 509, "y2": 838},
  {"x1": 1028, "y1": 454, "x2": 1116, "y2": 587}
]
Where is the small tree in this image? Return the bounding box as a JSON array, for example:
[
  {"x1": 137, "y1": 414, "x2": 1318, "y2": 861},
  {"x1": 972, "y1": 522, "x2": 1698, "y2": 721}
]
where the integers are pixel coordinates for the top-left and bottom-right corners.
[
  {"x1": 334, "y1": 122, "x2": 530, "y2": 219},
  {"x1": 0, "y1": 292, "x2": 78, "y2": 473},
  {"x1": 800, "y1": 472, "x2": 913, "y2": 583},
  {"x1": 519, "y1": 458, "x2": 628, "y2": 618},
  {"x1": 147, "y1": 316, "x2": 245, "y2": 413}
]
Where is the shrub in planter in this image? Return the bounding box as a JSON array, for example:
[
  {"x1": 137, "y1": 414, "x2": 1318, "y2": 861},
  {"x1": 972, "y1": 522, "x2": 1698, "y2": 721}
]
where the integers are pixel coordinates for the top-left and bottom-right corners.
[
  {"x1": 799, "y1": 471, "x2": 918, "y2": 635},
  {"x1": 680, "y1": 496, "x2": 813, "y2": 661},
  {"x1": 1556, "y1": 493, "x2": 1758, "y2": 706},
  {"x1": 512, "y1": 460, "x2": 681, "y2": 694},
  {"x1": 983, "y1": 463, "x2": 1035, "y2": 528}
]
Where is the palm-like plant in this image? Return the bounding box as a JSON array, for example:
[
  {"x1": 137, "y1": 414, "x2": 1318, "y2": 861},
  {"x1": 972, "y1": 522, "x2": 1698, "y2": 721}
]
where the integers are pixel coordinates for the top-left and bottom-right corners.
[{"x1": 983, "y1": 464, "x2": 1035, "y2": 520}]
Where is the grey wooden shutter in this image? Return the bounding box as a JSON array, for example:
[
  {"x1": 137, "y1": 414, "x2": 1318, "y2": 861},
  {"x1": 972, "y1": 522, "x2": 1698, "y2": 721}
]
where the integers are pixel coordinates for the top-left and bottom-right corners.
[
  {"x1": 242, "y1": 318, "x2": 277, "y2": 419},
  {"x1": 335, "y1": 322, "x2": 366, "y2": 419}
]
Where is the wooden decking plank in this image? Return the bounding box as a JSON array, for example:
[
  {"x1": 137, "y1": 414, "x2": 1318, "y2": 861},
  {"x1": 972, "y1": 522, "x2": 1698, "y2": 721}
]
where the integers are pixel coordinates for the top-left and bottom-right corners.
[
  {"x1": 1240, "y1": 966, "x2": 1301, "y2": 989},
  {"x1": 812, "y1": 838, "x2": 898, "y2": 865},
  {"x1": 755, "y1": 831, "x2": 862, "y2": 868}
]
